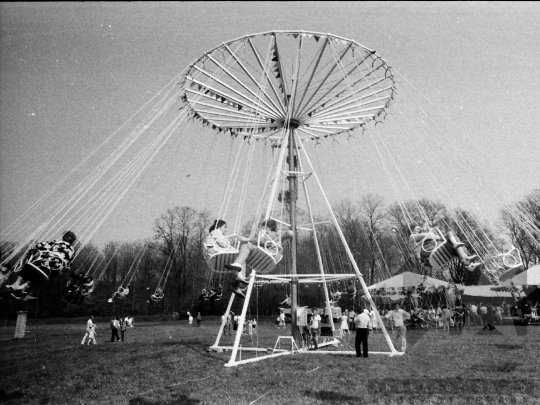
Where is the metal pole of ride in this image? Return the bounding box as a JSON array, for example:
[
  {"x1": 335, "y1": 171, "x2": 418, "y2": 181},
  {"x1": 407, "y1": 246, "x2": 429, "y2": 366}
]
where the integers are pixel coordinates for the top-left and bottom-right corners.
[{"x1": 288, "y1": 125, "x2": 299, "y2": 344}]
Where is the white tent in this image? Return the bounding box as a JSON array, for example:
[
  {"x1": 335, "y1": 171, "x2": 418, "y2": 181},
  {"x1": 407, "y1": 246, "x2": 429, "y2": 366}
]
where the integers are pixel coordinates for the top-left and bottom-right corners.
[
  {"x1": 368, "y1": 271, "x2": 449, "y2": 290},
  {"x1": 463, "y1": 285, "x2": 513, "y2": 298}
]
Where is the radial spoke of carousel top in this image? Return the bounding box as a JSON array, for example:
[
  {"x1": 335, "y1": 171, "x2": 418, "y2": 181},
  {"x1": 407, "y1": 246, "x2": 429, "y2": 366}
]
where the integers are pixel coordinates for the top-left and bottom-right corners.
[
  {"x1": 246, "y1": 37, "x2": 288, "y2": 115},
  {"x1": 223, "y1": 43, "x2": 286, "y2": 117},
  {"x1": 181, "y1": 30, "x2": 395, "y2": 144}
]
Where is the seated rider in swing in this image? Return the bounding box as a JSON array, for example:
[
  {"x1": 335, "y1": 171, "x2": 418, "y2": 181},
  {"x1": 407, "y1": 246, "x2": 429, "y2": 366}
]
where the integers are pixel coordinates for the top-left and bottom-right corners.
[
  {"x1": 108, "y1": 285, "x2": 130, "y2": 302},
  {"x1": 331, "y1": 291, "x2": 342, "y2": 302},
  {"x1": 205, "y1": 220, "x2": 230, "y2": 249},
  {"x1": 199, "y1": 288, "x2": 211, "y2": 301},
  {"x1": 280, "y1": 294, "x2": 291, "y2": 306},
  {"x1": 151, "y1": 287, "x2": 164, "y2": 301},
  {"x1": 7, "y1": 230, "x2": 77, "y2": 301},
  {"x1": 79, "y1": 275, "x2": 94, "y2": 296},
  {"x1": 224, "y1": 219, "x2": 293, "y2": 297},
  {"x1": 62, "y1": 271, "x2": 84, "y2": 302},
  {"x1": 347, "y1": 281, "x2": 357, "y2": 298},
  {"x1": 208, "y1": 284, "x2": 223, "y2": 303},
  {"x1": 409, "y1": 224, "x2": 481, "y2": 271},
  {"x1": 205, "y1": 219, "x2": 249, "y2": 251},
  {"x1": 212, "y1": 284, "x2": 223, "y2": 298}
]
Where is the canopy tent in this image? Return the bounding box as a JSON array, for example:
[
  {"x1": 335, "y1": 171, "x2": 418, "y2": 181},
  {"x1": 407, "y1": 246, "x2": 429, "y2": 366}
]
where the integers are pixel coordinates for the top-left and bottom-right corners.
[
  {"x1": 463, "y1": 285, "x2": 513, "y2": 298},
  {"x1": 368, "y1": 271, "x2": 449, "y2": 290}
]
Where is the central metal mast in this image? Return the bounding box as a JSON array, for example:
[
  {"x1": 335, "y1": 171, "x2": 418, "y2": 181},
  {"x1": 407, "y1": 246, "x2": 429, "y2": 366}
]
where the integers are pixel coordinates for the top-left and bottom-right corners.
[{"x1": 287, "y1": 121, "x2": 299, "y2": 344}]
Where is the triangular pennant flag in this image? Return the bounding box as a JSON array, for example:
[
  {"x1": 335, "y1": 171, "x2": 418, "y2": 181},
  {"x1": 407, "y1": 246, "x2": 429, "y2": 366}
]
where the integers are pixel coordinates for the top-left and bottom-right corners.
[{"x1": 314, "y1": 35, "x2": 320, "y2": 42}]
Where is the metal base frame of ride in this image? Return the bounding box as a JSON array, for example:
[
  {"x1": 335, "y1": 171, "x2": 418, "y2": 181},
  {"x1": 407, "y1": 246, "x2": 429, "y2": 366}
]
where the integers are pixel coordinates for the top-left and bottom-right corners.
[{"x1": 208, "y1": 271, "x2": 403, "y2": 367}]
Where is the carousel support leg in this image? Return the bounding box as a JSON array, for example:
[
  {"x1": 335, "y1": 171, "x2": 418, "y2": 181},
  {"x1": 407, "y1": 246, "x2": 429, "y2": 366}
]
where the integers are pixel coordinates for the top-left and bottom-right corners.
[
  {"x1": 226, "y1": 272, "x2": 256, "y2": 367},
  {"x1": 211, "y1": 293, "x2": 235, "y2": 350}
]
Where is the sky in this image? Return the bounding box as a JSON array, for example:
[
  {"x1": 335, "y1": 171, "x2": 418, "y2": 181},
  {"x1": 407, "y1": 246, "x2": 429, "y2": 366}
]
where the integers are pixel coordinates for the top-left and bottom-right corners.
[{"x1": 1, "y1": 2, "x2": 539, "y2": 247}]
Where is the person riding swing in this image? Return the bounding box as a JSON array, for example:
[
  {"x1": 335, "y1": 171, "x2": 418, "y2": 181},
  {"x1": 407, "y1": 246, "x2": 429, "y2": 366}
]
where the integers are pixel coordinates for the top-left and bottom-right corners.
[
  {"x1": 108, "y1": 285, "x2": 130, "y2": 302},
  {"x1": 409, "y1": 224, "x2": 481, "y2": 270},
  {"x1": 7, "y1": 230, "x2": 77, "y2": 301},
  {"x1": 224, "y1": 219, "x2": 293, "y2": 298}
]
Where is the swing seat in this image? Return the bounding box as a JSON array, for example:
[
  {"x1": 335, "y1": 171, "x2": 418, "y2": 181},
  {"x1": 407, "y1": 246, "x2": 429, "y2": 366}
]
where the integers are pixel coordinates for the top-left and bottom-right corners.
[
  {"x1": 413, "y1": 227, "x2": 446, "y2": 256},
  {"x1": 495, "y1": 246, "x2": 523, "y2": 270},
  {"x1": 80, "y1": 287, "x2": 94, "y2": 297},
  {"x1": 204, "y1": 235, "x2": 241, "y2": 273},
  {"x1": 20, "y1": 262, "x2": 50, "y2": 282},
  {"x1": 428, "y1": 242, "x2": 457, "y2": 269},
  {"x1": 245, "y1": 231, "x2": 283, "y2": 274},
  {"x1": 411, "y1": 228, "x2": 446, "y2": 259},
  {"x1": 151, "y1": 295, "x2": 164, "y2": 302}
]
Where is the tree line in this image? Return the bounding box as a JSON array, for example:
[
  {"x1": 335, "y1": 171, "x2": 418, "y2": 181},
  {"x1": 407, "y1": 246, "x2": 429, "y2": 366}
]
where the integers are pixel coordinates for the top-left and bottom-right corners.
[{"x1": 1, "y1": 190, "x2": 538, "y2": 319}]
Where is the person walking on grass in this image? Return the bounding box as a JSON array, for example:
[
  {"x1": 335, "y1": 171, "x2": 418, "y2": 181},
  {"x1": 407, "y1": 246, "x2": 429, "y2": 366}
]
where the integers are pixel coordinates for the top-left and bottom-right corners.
[
  {"x1": 341, "y1": 311, "x2": 350, "y2": 335},
  {"x1": 196, "y1": 312, "x2": 202, "y2": 327},
  {"x1": 188, "y1": 312, "x2": 193, "y2": 326},
  {"x1": 110, "y1": 316, "x2": 120, "y2": 342},
  {"x1": 119, "y1": 317, "x2": 127, "y2": 342},
  {"x1": 278, "y1": 310, "x2": 286, "y2": 330},
  {"x1": 310, "y1": 308, "x2": 322, "y2": 350},
  {"x1": 479, "y1": 302, "x2": 487, "y2": 329},
  {"x1": 81, "y1": 315, "x2": 95, "y2": 345},
  {"x1": 454, "y1": 305, "x2": 464, "y2": 330},
  {"x1": 442, "y1": 306, "x2": 452, "y2": 332},
  {"x1": 354, "y1": 308, "x2": 372, "y2": 358},
  {"x1": 484, "y1": 303, "x2": 496, "y2": 331},
  {"x1": 385, "y1": 304, "x2": 410, "y2": 352},
  {"x1": 494, "y1": 304, "x2": 503, "y2": 325},
  {"x1": 86, "y1": 323, "x2": 97, "y2": 345}
]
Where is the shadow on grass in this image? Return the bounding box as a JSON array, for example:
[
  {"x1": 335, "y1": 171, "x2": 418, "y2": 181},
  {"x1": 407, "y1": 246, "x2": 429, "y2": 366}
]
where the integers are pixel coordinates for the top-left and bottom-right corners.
[
  {"x1": 129, "y1": 394, "x2": 200, "y2": 404},
  {"x1": 489, "y1": 343, "x2": 521, "y2": 350},
  {"x1": 0, "y1": 389, "x2": 25, "y2": 402},
  {"x1": 304, "y1": 389, "x2": 360, "y2": 402},
  {"x1": 163, "y1": 339, "x2": 201, "y2": 346},
  {"x1": 469, "y1": 362, "x2": 519, "y2": 372}
]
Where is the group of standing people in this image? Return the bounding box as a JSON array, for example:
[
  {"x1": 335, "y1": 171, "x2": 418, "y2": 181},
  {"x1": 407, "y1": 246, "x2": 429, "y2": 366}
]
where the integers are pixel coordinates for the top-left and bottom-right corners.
[
  {"x1": 351, "y1": 304, "x2": 411, "y2": 358},
  {"x1": 110, "y1": 316, "x2": 133, "y2": 342},
  {"x1": 221, "y1": 311, "x2": 257, "y2": 335},
  {"x1": 80, "y1": 315, "x2": 133, "y2": 345},
  {"x1": 187, "y1": 311, "x2": 202, "y2": 326}
]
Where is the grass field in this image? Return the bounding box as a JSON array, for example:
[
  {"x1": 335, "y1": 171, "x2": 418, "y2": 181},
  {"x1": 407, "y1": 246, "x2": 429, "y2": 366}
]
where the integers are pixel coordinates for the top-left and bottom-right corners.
[{"x1": 0, "y1": 316, "x2": 539, "y2": 405}]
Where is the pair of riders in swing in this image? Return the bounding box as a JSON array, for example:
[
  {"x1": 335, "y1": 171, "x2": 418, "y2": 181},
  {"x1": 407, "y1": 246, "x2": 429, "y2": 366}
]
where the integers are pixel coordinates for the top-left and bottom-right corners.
[
  {"x1": 409, "y1": 224, "x2": 482, "y2": 271},
  {"x1": 62, "y1": 271, "x2": 94, "y2": 304},
  {"x1": 206, "y1": 218, "x2": 293, "y2": 298}
]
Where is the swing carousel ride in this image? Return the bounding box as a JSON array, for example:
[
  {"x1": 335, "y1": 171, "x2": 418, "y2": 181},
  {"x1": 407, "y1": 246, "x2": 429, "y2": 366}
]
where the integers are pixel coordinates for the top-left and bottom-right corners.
[{"x1": 1, "y1": 30, "x2": 540, "y2": 365}]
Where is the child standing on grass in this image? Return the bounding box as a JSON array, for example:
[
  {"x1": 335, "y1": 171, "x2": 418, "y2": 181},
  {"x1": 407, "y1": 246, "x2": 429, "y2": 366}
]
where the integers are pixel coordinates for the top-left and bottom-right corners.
[
  {"x1": 188, "y1": 312, "x2": 193, "y2": 326},
  {"x1": 87, "y1": 323, "x2": 97, "y2": 345},
  {"x1": 196, "y1": 312, "x2": 202, "y2": 327},
  {"x1": 81, "y1": 315, "x2": 95, "y2": 345},
  {"x1": 442, "y1": 306, "x2": 452, "y2": 332},
  {"x1": 111, "y1": 317, "x2": 120, "y2": 342},
  {"x1": 341, "y1": 312, "x2": 350, "y2": 335},
  {"x1": 119, "y1": 318, "x2": 127, "y2": 342}
]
